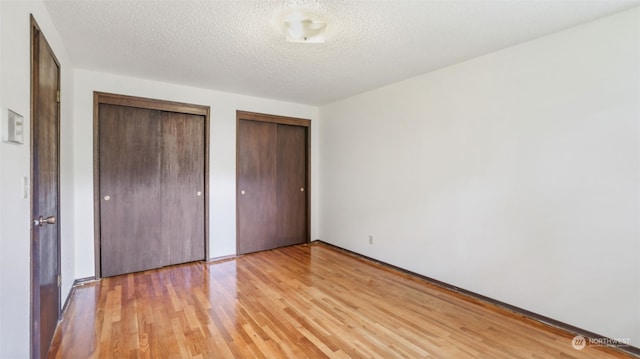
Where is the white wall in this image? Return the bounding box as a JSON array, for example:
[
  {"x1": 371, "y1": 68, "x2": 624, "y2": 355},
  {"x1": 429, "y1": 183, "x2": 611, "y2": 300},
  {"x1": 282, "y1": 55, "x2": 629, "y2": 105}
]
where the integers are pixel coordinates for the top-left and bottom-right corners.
[
  {"x1": 0, "y1": 2, "x2": 4, "y2": 356},
  {"x1": 72, "y1": 70, "x2": 320, "y2": 278},
  {"x1": 0, "y1": 1, "x2": 75, "y2": 358},
  {"x1": 320, "y1": 7, "x2": 640, "y2": 346}
]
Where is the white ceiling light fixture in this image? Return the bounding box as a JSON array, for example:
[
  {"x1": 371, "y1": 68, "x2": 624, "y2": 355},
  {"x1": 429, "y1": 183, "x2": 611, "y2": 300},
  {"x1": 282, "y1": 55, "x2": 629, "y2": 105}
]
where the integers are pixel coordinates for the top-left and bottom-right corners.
[
  {"x1": 280, "y1": 0, "x2": 327, "y2": 43},
  {"x1": 285, "y1": 19, "x2": 327, "y2": 43}
]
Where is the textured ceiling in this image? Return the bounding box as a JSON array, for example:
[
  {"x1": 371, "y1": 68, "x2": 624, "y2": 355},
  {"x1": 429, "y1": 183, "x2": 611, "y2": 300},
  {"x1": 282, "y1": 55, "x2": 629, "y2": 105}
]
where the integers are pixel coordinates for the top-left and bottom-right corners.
[{"x1": 44, "y1": 0, "x2": 639, "y2": 106}]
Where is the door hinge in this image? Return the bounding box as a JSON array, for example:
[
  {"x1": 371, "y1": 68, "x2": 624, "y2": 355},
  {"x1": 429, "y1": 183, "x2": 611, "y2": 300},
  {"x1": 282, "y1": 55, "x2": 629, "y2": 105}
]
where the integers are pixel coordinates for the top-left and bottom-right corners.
[
  {"x1": 56, "y1": 90, "x2": 61, "y2": 103},
  {"x1": 57, "y1": 275, "x2": 61, "y2": 287}
]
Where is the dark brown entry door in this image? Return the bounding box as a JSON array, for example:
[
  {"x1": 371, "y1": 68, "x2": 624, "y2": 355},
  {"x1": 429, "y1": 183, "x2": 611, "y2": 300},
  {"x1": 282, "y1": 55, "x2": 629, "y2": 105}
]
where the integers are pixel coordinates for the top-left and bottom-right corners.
[
  {"x1": 237, "y1": 116, "x2": 309, "y2": 255},
  {"x1": 31, "y1": 17, "x2": 61, "y2": 359},
  {"x1": 99, "y1": 105, "x2": 205, "y2": 277}
]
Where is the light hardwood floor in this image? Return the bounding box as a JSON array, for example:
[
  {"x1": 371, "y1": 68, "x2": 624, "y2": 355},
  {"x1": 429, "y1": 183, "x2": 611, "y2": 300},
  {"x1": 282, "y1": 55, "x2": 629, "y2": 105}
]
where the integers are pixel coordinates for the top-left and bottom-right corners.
[{"x1": 48, "y1": 243, "x2": 633, "y2": 358}]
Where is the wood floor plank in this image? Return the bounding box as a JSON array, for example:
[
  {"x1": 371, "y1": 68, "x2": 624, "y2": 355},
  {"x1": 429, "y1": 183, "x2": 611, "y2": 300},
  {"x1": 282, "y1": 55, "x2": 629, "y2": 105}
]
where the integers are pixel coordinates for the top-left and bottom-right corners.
[{"x1": 48, "y1": 243, "x2": 635, "y2": 358}]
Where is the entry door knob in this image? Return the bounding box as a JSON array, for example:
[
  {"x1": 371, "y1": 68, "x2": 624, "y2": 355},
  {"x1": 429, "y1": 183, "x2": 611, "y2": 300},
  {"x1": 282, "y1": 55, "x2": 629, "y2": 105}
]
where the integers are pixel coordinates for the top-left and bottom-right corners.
[{"x1": 34, "y1": 216, "x2": 56, "y2": 227}]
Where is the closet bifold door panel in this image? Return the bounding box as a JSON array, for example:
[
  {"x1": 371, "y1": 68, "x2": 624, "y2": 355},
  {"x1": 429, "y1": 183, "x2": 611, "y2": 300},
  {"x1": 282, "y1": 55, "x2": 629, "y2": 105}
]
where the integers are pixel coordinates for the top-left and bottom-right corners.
[
  {"x1": 161, "y1": 111, "x2": 205, "y2": 266},
  {"x1": 236, "y1": 112, "x2": 310, "y2": 255},
  {"x1": 237, "y1": 120, "x2": 278, "y2": 254},
  {"x1": 276, "y1": 124, "x2": 307, "y2": 247},
  {"x1": 96, "y1": 94, "x2": 209, "y2": 278},
  {"x1": 99, "y1": 104, "x2": 165, "y2": 277}
]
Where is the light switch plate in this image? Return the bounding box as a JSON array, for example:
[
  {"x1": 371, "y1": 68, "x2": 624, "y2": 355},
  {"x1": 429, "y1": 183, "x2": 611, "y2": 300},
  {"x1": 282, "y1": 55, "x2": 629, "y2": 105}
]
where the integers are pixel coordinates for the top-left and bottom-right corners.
[
  {"x1": 5, "y1": 109, "x2": 24, "y2": 144},
  {"x1": 23, "y1": 176, "x2": 29, "y2": 199}
]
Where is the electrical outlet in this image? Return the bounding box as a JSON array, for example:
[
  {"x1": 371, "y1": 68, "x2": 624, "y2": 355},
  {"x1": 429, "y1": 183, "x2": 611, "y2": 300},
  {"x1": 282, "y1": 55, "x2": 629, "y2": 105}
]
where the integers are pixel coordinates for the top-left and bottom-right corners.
[{"x1": 369, "y1": 235, "x2": 373, "y2": 244}]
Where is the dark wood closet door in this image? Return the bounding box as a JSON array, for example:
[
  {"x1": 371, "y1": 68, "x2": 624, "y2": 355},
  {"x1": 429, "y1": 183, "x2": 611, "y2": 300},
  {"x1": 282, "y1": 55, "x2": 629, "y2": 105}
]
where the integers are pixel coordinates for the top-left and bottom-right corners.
[
  {"x1": 161, "y1": 112, "x2": 205, "y2": 265},
  {"x1": 237, "y1": 120, "x2": 278, "y2": 254},
  {"x1": 276, "y1": 124, "x2": 308, "y2": 247},
  {"x1": 99, "y1": 105, "x2": 165, "y2": 277},
  {"x1": 237, "y1": 114, "x2": 309, "y2": 255}
]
